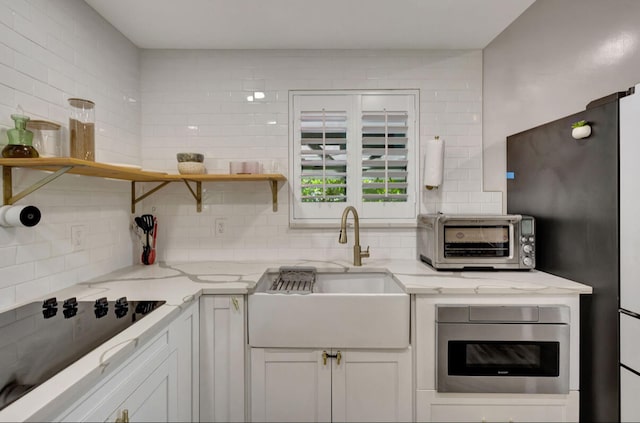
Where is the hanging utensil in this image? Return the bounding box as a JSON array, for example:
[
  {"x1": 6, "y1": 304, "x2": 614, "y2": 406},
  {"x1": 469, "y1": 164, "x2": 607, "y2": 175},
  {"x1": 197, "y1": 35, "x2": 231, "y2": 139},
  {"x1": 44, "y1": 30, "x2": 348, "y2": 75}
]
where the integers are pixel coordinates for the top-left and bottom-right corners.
[
  {"x1": 134, "y1": 216, "x2": 149, "y2": 264},
  {"x1": 136, "y1": 214, "x2": 155, "y2": 265},
  {"x1": 142, "y1": 214, "x2": 154, "y2": 231},
  {"x1": 142, "y1": 215, "x2": 154, "y2": 261},
  {"x1": 147, "y1": 217, "x2": 158, "y2": 265},
  {"x1": 134, "y1": 216, "x2": 146, "y2": 232}
]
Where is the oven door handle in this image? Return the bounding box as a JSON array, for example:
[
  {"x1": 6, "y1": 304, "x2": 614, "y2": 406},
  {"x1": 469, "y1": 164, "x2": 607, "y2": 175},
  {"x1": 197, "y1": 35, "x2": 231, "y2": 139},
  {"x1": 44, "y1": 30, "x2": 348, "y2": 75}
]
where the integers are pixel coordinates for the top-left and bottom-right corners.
[{"x1": 438, "y1": 214, "x2": 522, "y2": 224}]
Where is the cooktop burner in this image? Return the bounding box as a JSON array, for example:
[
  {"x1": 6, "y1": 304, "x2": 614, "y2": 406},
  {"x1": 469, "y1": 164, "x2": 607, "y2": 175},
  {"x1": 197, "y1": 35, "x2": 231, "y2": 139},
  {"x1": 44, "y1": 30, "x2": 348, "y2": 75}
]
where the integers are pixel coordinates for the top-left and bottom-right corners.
[{"x1": 0, "y1": 297, "x2": 165, "y2": 411}]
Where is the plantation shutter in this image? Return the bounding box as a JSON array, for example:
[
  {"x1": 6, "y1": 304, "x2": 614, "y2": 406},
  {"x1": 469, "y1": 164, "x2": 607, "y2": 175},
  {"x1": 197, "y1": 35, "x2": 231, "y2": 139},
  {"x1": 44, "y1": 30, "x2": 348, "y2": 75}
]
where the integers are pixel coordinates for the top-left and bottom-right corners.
[
  {"x1": 361, "y1": 110, "x2": 409, "y2": 202},
  {"x1": 300, "y1": 110, "x2": 348, "y2": 203},
  {"x1": 291, "y1": 95, "x2": 354, "y2": 222},
  {"x1": 290, "y1": 91, "x2": 418, "y2": 227}
]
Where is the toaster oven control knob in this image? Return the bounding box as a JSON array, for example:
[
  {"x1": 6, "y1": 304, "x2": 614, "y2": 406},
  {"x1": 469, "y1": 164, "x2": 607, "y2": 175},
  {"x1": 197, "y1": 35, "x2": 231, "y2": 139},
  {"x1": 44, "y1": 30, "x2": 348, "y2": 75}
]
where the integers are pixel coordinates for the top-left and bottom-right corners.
[
  {"x1": 523, "y1": 257, "x2": 533, "y2": 266},
  {"x1": 523, "y1": 244, "x2": 533, "y2": 253}
]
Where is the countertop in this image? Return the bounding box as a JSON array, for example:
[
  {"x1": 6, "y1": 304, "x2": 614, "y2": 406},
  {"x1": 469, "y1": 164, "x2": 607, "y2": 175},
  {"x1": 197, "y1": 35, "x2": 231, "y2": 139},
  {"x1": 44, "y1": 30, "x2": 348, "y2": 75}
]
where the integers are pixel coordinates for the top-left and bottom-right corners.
[
  {"x1": 0, "y1": 259, "x2": 592, "y2": 422},
  {"x1": 82, "y1": 258, "x2": 593, "y2": 298}
]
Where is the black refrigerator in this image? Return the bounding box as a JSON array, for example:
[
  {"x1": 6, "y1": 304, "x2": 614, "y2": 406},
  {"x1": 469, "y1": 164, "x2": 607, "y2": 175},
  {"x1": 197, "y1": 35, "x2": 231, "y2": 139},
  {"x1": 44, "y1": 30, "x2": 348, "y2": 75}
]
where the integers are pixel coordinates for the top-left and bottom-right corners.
[{"x1": 506, "y1": 84, "x2": 639, "y2": 423}]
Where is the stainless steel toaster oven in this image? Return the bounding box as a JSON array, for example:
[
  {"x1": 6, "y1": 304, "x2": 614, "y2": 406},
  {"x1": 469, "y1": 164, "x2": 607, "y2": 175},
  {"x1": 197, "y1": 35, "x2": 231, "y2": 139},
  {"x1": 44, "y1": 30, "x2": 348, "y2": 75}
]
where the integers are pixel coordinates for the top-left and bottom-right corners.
[{"x1": 417, "y1": 214, "x2": 535, "y2": 270}]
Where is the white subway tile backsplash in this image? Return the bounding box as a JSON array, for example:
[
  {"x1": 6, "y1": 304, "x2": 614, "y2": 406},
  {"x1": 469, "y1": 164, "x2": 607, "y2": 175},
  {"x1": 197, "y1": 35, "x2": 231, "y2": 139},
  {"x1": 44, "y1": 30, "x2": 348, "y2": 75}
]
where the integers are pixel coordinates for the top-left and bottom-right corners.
[
  {"x1": 0, "y1": 263, "x2": 35, "y2": 289},
  {"x1": 15, "y1": 277, "x2": 50, "y2": 302},
  {"x1": 0, "y1": 247, "x2": 16, "y2": 267},
  {"x1": 34, "y1": 256, "x2": 65, "y2": 279},
  {"x1": 0, "y1": 0, "x2": 139, "y2": 306},
  {"x1": 458, "y1": 180, "x2": 483, "y2": 192},
  {"x1": 15, "y1": 241, "x2": 50, "y2": 264},
  {"x1": 0, "y1": 42, "x2": 13, "y2": 67},
  {"x1": 0, "y1": 63, "x2": 34, "y2": 94},
  {"x1": 481, "y1": 203, "x2": 503, "y2": 214}
]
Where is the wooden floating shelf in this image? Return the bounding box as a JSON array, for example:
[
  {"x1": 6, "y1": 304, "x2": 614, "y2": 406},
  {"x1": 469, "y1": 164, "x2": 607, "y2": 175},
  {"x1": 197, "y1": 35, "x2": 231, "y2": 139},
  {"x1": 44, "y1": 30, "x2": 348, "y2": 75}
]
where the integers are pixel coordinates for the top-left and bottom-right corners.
[{"x1": 0, "y1": 158, "x2": 287, "y2": 213}]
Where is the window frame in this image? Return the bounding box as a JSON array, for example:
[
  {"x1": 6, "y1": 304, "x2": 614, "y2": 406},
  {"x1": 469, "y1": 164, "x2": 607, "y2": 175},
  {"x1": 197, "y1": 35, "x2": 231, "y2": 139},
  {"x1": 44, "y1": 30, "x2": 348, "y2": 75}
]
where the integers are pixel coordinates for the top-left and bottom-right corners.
[{"x1": 288, "y1": 89, "x2": 420, "y2": 228}]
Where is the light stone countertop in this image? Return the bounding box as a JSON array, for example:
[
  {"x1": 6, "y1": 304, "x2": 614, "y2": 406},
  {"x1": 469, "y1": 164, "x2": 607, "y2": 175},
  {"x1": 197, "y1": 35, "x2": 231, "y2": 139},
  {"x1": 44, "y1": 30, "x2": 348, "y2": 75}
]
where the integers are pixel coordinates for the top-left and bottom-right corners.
[
  {"x1": 81, "y1": 258, "x2": 593, "y2": 297},
  {"x1": 0, "y1": 259, "x2": 591, "y2": 422}
]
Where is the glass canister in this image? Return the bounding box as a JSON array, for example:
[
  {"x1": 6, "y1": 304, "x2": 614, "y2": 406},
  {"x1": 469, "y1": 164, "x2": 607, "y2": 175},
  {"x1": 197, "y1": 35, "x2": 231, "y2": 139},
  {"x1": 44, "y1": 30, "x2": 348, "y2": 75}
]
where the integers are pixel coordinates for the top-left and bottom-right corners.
[
  {"x1": 68, "y1": 98, "x2": 95, "y2": 161},
  {"x1": 27, "y1": 120, "x2": 63, "y2": 157},
  {"x1": 1, "y1": 112, "x2": 39, "y2": 158}
]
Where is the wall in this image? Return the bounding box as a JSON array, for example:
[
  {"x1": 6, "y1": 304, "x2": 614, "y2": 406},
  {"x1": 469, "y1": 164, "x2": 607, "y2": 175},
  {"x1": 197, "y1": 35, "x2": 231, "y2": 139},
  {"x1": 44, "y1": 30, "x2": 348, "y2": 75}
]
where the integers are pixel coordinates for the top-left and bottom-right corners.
[
  {"x1": 0, "y1": 0, "x2": 140, "y2": 309},
  {"x1": 483, "y1": 0, "x2": 640, "y2": 203},
  {"x1": 140, "y1": 49, "x2": 500, "y2": 262}
]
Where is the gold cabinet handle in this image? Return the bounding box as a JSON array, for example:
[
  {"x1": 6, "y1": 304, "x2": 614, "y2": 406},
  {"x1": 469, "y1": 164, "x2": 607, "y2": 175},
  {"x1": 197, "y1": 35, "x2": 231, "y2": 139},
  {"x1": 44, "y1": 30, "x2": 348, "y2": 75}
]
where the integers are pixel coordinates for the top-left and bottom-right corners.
[
  {"x1": 336, "y1": 351, "x2": 342, "y2": 365},
  {"x1": 231, "y1": 297, "x2": 239, "y2": 311},
  {"x1": 115, "y1": 409, "x2": 129, "y2": 423},
  {"x1": 322, "y1": 351, "x2": 328, "y2": 366}
]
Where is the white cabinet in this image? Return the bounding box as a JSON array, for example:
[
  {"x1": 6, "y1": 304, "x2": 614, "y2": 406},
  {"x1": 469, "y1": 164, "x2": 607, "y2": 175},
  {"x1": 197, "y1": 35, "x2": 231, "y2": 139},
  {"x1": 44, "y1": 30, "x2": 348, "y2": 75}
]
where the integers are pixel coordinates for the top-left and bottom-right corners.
[
  {"x1": 56, "y1": 301, "x2": 199, "y2": 423},
  {"x1": 172, "y1": 300, "x2": 200, "y2": 422},
  {"x1": 104, "y1": 352, "x2": 178, "y2": 423},
  {"x1": 413, "y1": 295, "x2": 580, "y2": 423},
  {"x1": 332, "y1": 349, "x2": 412, "y2": 422},
  {"x1": 416, "y1": 390, "x2": 579, "y2": 423},
  {"x1": 250, "y1": 347, "x2": 412, "y2": 422},
  {"x1": 250, "y1": 348, "x2": 331, "y2": 422},
  {"x1": 199, "y1": 295, "x2": 246, "y2": 422}
]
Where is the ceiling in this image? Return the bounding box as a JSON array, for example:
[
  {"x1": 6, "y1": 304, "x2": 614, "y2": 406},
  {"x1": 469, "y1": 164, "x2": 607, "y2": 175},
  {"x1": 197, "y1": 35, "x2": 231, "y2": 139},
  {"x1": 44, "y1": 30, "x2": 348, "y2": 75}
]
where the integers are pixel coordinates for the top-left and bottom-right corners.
[{"x1": 84, "y1": 0, "x2": 535, "y2": 50}]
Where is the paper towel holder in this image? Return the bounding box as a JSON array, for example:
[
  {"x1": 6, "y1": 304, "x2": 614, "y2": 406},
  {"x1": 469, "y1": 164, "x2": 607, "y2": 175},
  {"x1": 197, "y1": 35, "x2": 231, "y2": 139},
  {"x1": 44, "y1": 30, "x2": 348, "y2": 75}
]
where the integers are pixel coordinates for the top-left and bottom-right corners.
[
  {"x1": 0, "y1": 205, "x2": 41, "y2": 227},
  {"x1": 424, "y1": 135, "x2": 444, "y2": 190}
]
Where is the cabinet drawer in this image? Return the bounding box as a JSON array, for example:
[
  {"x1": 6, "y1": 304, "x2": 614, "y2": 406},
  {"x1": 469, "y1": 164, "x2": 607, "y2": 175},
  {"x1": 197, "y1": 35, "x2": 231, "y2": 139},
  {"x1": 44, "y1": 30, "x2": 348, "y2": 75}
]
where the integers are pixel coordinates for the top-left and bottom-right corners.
[
  {"x1": 621, "y1": 313, "x2": 640, "y2": 372},
  {"x1": 416, "y1": 390, "x2": 579, "y2": 423},
  {"x1": 430, "y1": 403, "x2": 569, "y2": 422}
]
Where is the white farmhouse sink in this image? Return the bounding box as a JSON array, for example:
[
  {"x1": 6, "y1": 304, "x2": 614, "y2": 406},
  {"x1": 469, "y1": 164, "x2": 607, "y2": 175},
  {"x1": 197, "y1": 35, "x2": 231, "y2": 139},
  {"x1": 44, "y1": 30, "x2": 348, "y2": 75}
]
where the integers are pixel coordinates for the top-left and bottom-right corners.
[{"x1": 248, "y1": 268, "x2": 409, "y2": 348}]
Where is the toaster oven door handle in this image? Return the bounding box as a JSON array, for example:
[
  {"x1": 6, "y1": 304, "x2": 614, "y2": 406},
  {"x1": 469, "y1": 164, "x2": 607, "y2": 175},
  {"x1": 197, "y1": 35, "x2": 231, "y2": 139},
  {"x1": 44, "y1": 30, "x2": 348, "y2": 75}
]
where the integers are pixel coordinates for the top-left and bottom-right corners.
[{"x1": 438, "y1": 214, "x2": 522, "y2": 224}]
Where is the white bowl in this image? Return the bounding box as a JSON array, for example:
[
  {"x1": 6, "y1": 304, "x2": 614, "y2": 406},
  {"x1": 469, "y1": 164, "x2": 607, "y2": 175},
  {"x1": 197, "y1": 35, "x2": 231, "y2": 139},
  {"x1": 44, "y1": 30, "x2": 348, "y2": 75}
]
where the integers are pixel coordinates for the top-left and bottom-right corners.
[{"x1": 178, "y1": 162, "x2": 206, "y2": 175}]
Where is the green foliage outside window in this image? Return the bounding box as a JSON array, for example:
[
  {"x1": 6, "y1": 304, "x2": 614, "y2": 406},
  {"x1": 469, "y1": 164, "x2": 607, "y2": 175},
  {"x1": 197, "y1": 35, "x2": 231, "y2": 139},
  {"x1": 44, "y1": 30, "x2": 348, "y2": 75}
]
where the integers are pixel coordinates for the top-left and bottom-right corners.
[
  {"x1": 301, "y1": 178, "x2": 346, "y2": 202},
  {"x1": 301, "y1": 177, "x2": 407, "y2": 202}
]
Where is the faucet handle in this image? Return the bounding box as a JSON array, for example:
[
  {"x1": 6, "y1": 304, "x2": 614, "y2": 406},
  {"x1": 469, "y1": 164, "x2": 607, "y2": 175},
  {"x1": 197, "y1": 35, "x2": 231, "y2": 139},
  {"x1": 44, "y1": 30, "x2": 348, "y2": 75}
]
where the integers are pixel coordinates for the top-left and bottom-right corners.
[{"x1": 361, "y1": 246, "x2": 370, "y2": 258}]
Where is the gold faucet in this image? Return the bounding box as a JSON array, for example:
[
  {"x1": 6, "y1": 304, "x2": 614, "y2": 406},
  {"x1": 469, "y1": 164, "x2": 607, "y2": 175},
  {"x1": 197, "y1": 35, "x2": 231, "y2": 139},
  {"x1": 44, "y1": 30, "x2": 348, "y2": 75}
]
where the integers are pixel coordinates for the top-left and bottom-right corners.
[{"x1": 339, "y1": 206, "x2": 370, "y2": 266}]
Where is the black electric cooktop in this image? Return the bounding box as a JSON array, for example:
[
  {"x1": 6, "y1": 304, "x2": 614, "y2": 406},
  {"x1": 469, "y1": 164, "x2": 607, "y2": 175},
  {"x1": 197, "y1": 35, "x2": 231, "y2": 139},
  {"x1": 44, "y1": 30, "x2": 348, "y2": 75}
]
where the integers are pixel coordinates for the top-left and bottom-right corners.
[{"x1": 0, "y1": 297, "x2": 165, "y2": 411}]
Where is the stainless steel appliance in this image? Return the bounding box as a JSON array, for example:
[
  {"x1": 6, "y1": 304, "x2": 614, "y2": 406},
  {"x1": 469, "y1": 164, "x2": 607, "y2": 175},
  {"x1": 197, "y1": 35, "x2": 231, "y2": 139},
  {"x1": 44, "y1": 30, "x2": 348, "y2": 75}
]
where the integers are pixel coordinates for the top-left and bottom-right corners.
[
  {"x1": 417, "y1": 214, "x2": 535, "y2": 270},
  {"x1": 436, "y1": 305, "x2": 570, "y2": 394},
  {"x1": 0, "y1": 297, "x2": 165, "y2": 411},
  {"x1": 507, "y1": 83, "x2": 640, "y2": 421}
]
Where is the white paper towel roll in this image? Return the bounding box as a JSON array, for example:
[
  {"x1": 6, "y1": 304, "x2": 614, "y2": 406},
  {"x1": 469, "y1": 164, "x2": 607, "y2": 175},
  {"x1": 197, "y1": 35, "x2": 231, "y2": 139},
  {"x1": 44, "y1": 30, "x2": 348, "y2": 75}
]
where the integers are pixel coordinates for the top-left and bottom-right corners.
[
  {"x1": 0, "y1": 205, "x2": 41, "y2": 227},
  {"x1": 424, "y1": 136, "x2": 445, "y2": 189}
]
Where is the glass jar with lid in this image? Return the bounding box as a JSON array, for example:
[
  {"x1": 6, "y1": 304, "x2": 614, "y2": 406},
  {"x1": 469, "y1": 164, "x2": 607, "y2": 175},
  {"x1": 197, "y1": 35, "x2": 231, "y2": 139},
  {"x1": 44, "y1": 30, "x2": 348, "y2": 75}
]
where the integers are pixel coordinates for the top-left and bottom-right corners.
[
  {"x1": 68, "y1": 98, "x2": 95, "y2": 161},
  {"x1": 27, "y1": 120, "x2": 63, "y2": 157}
]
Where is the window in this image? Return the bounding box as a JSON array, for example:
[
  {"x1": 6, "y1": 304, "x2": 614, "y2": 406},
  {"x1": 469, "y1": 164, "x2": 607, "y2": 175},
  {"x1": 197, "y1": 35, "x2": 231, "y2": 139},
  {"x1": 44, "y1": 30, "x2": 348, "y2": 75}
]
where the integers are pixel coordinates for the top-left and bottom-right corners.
[{"x1": 289, "y1": 90, "x2": 419, "y2": 227}]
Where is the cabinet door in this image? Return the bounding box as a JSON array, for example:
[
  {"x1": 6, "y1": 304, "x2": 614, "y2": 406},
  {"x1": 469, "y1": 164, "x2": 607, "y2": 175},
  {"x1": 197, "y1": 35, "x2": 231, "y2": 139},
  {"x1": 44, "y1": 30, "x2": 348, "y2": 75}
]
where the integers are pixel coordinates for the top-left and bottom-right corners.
[
  {"x1": 200, "y1": 295, "x2": 245, "y2": 422},
  {"x1": 331, "y1": 348, "x2": 412, "y2": 422},
  {"x1": 106, "y1": 352, "x2": 178, "y2": 423},
  {"x1": 250, "y1": 348, "x2": 331, "y2": 422},
  {"x1": 170, "y1": 300, "x2": 199, "y2": 422},
  {"x1": 58, "y1": 331, "x2": 173, "y2": 422}
]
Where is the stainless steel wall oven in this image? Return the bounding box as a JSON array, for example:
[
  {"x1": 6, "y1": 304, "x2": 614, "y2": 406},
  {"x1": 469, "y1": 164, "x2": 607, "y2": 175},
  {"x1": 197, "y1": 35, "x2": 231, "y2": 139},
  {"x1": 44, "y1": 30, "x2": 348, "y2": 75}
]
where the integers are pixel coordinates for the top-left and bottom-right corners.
[{"x1": 436, "y1": 305, "x2": 570, "y2": 394}]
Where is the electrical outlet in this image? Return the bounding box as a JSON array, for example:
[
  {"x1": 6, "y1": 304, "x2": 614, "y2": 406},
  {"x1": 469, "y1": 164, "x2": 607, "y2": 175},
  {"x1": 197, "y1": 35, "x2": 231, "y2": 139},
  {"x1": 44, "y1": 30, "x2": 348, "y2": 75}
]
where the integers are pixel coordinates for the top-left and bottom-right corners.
[
  {"x1": 215, "y1": 219, "x2": 226, "y2": 235},
  {"x1": 71, "y1": 225, "x2": 86, "y2": 251}
]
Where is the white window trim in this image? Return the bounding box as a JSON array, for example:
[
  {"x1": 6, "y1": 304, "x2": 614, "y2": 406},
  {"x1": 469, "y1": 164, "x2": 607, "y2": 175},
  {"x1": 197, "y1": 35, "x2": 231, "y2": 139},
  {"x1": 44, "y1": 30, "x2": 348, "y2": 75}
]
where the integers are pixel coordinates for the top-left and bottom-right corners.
[{"x1": 289, "y1": 89, "x2": 420, "y2": 228}]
